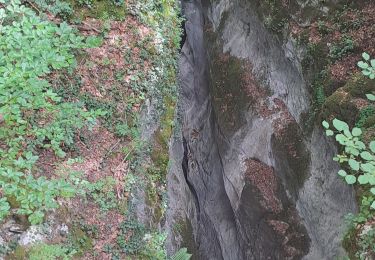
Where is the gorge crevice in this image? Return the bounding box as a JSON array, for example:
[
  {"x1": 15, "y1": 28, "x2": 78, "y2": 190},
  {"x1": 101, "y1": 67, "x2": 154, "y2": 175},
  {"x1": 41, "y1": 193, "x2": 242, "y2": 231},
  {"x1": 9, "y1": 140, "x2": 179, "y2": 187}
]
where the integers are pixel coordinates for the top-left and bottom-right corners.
[{"x1": 166, "y1": 0, "x2": 358, "y2": 259}]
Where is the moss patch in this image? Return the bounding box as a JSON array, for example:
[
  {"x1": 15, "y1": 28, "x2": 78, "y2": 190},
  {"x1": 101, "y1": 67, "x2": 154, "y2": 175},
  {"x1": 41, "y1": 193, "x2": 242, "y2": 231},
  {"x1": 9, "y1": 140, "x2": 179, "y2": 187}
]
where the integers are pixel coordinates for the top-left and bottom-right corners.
[
  {"x1": 67, "y1": 0, "x2": 126, "y2": 20},
  {"x1": 174, "y1": 218, "x2": 198, "y2": 260}
]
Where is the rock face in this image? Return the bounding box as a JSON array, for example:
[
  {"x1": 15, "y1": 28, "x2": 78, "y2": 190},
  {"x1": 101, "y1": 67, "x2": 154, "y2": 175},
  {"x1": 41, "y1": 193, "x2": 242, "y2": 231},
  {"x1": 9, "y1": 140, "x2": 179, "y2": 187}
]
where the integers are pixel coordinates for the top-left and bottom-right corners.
[{"x1": 167, "y1": 0, "x2": 358, "y2": 259}]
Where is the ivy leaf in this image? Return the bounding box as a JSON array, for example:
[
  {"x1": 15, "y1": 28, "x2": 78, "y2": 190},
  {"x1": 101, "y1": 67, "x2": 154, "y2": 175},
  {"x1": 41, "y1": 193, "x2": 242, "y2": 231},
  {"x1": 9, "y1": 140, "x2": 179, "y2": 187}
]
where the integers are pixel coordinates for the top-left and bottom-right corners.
[
  {"x1": 322, "y1": 121, "x2": 329, "y2": 129},
  {"x1": 345, "y1": 175, "x2": 356, "y2": 185},
  {"x1": 371, "y1": 201, "x2": 375, "y2": 210},
  {"x1": 366, "y1": 94, "x2": 375, "y2": 101},
  {"x1": 332, "y1": 118, "x2": 349, "y2": 132},
  {"x1": 338, "y1": 170, "x2": 347, "y2": 177},
  {"x1": 351, "y1": 127, "x2": 362, "y2": 137},
  {"x1": 371, "y1": 188, "x2": 375, "y2": 195},
  {"x1": 348, "y1": 159, "x2": 360, "y2": 171}
]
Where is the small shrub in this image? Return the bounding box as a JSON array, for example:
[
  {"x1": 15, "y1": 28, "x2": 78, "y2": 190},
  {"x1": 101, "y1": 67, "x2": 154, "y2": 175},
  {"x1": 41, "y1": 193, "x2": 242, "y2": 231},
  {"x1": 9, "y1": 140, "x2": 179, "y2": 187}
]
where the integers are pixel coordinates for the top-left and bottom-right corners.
[
  {"x1": 329, "y1": 36, "x2": 355, "y2": 60},
  {"x1": 322, "y1": 118, "x2": 375, "y2": 208},
  {"x1": 358, "y1": 52, "x2": 375, "y2": 80}
]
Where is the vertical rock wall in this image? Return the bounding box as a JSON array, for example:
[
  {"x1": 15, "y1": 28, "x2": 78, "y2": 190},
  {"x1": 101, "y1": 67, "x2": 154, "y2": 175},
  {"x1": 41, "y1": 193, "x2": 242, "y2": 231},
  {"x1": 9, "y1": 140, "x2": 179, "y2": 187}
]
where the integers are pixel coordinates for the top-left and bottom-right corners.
[{"x1": 166, "y1": 0, "x2": 358, "y2": 259}]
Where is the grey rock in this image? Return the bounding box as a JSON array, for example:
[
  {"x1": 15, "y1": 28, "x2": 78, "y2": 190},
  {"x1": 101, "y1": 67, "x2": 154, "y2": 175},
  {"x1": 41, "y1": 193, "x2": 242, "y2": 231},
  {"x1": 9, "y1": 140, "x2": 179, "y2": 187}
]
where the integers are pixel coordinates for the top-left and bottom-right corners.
[
  {"x1": 8, "y1": 224, "x2": 25, "y2": 234},
  {"x1": 167, "y1": 0, "x2": 357, "y2": 259},
  {"x1": 18, "y1": 226, "x2": 46, "y2": 246},
  {"x1": 58, "y1": 224, "x2": 69, "y2": 237}
]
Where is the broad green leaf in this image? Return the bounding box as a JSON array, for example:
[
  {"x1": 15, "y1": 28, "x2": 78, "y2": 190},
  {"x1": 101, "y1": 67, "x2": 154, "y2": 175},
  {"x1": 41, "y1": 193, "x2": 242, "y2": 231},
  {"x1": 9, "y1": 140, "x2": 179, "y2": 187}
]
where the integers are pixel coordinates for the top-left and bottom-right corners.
[
  {"x1": 345, "y1": 146, "x2": 359, "y2": 156},
  {"x1": 338, "y1": 170, "x2": 347, "y2": 177},
  {"x1": 335, "y1": 134, "x2": 347, "y2": 145},
  {"x1": 348, "y1": 159, "x2": 360, "y2": 171},
  {"x1": 371, "y1": 188, "x2": 375, "y2": 195},
  {"x1": 358, "y1": 175, "x2": 369, "y2": 184},
  {"x1": 362, "y1": 52, "x2": 370, "y2": 61},
  {"x1": 370, "y1": 141, "x2": 375, "y2": 153},
  {"x1": 332, "y1": 118, "x2": 349, "y2": 132},
  {"x1": 360, "y1": 163, "x2": 374, "y2": 173},
  {"x1": 322, "y1": 121, "x2": 329, "y2": 129},
  {"x1": 366, "y1": 94, "x2": 375, "y2": 101},
  {"x1": 360, "y1": 151, "x2": 373, "y2": 161},
  {"x1": 326, "y1": 130, "x2": 334, "y2": 136},
  {"x1": 344, "y1": 129, "x2": 352, "y2": 138},
  {"x1": 345, "y1": 175, "x2": 356, "y2": 184},
  {"x1": 362, "y1": 70, "x2": 371, "y2": 76},
  {"x1": 351, "y1": 127, "x2": 362, "y2": 137},
  {"x1": 355, "y1": 140, "x2": 366, "y2": 150},
  {"x1": 357, "y1": 61, "x2": 368, "y2": 69},
  {"x1": 371, "y1": 201, "x2": 375, "y2": 210}
]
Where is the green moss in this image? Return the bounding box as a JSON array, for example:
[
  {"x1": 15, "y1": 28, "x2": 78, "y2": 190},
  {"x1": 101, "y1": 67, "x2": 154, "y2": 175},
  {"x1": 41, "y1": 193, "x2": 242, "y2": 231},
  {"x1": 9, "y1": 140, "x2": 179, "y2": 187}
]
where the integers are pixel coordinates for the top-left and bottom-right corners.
[
  {"x1": 67, "y1": 0, "x2": 126, "y2": 20},
  {"x1": 205, "y1": 28, "x2": 255, "y2": 135},
  {"x1": 68, "y1": 226, "x2": 93, "y2": 256},
  {"x1": 174, "y1": 218, "x2": 198, "y2": 260},
  {"x1": 343, "y1": 73, "x2": 375, "y2": 98},
  {"x1": 356, "y1": 106, "x2": 375, "y2": 129},
  {"x1": 321, "y1": 90, "x2": 358, "y2": 125},
  {"x1": 151, "y1": 96, "x2": 176, "y2": 176},
  {"x1": 247, "y1": 0, "x2": 289, "y2": 35},
  {"x1": 28, "y1": 243, "x2": 73, "y2": 260},
  {"x1": 302, "y1": 43, "x2": 329, "y2": 75},
  {"x1": 6, "y1": 246, "x2": 28, "y2": 260},
  {"x1": 342, "y1": 226, "x2": 359, "y2": 260}
]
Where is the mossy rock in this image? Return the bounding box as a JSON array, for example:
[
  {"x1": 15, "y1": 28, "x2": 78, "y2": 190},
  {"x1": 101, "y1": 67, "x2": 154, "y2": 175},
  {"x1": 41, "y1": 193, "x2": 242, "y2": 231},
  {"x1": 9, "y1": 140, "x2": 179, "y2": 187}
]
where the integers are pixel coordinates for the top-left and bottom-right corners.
[
  {"x1": 342, "y1": 226, "x2": 359, "y2": 260},
  {"x1": 321, "y1": 89, "x2": 358, "y2": 126},
  {"x1": 362, "y1": 127, "x2": 375, "y2": 145},
  {"x1": 343, "y1": 73, "x2": 375, "y2": 98},
  {"x1": 6, "y1": 246, "x2": 28, "y2": 260},
  {"x1": 67, "y1": 0, "x2": 127, "y2": 21},
  {"x1": 68, "y1": 227, "x2": 93, "y2": 256},
  {"x1": 173, "y1": 218, "x2": 198, "y2": 260}
]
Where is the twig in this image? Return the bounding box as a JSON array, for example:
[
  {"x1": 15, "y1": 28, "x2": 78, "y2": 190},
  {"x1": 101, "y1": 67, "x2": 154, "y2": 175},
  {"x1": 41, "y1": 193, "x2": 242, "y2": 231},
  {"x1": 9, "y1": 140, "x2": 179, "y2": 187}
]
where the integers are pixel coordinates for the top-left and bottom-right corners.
[
  {"x1": 25, "y1": 0, "x2": 41, "y2": 13},
  {"x1": 75, "y1": 21, "x2": 102, "y2": 34}
]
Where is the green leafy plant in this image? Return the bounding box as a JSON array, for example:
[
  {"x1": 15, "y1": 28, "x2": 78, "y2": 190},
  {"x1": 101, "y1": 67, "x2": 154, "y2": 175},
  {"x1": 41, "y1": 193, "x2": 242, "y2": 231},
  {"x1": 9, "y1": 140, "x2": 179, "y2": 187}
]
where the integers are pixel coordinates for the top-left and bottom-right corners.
[
  {"x1": 0, "y1": 0, "x2": 102, "y2": 224},
  {"x1": 170, "y1": 248, "x2": 192, "y2": 260},
  {"x1": 28, "y1": 243, "x2": 76, "y2": 260},
  {"x1": 322, "y1": 119, "x2": 375, "y2": 209},
  {"x1": 358, "y1": 52, "x2": 375, "y2": 80},
  {"x1": 329, "y1": 36, "x2": 354, "y2": 60},
  {"x1": 30, "y1": 0, "x2": 73, "y2": 19}
]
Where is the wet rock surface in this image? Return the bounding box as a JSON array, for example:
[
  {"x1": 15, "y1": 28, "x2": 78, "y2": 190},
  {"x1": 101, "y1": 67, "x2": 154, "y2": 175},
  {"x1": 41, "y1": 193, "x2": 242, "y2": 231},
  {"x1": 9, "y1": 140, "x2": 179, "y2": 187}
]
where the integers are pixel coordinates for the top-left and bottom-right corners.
[{"x1": 167, "y1": 0, "x2": 357, "y2": 259}]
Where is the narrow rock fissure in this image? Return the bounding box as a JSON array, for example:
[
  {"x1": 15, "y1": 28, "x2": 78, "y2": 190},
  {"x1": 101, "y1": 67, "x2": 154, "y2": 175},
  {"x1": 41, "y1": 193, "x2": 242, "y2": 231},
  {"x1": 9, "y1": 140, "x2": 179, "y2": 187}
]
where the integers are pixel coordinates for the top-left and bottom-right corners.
[{"x1": 167, "y1": 0, "x2": 358, "y2": 259}]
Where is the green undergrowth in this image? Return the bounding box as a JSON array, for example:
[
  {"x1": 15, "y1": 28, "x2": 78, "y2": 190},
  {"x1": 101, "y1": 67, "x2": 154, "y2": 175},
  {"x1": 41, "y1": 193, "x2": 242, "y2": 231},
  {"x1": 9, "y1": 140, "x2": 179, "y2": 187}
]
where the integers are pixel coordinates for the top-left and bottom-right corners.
[
  {"x1": 0, "y1": 0, "x2": 103, "y2": 224},
  {"x1": 30, "y1": 0, "x2": 126, "y2": 20},
  {"x1": 1, "y1": 0, "x2": 184, "y2": 258},
  {"x1": 323, "y1": 53, "x2": 375, "y2": 259}
]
